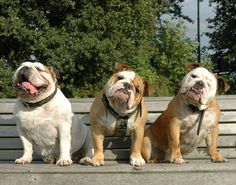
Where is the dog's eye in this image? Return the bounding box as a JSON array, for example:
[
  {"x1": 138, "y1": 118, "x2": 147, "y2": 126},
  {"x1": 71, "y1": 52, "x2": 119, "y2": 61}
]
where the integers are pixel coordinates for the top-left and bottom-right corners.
[
  {"x1": 117, "y1": 76, "x2": 124, "y2": 80},
  {"x1": 191, "y1": 74, "x2": 197, "y2": 78},
  {"x1": 35, "y1": 67, "x2": 43, "y2": 72}
]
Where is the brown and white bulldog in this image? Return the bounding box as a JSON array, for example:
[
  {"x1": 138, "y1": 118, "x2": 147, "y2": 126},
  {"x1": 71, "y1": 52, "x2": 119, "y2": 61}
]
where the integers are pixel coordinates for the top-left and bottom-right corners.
[
  {"x1": 89, "y1": 63, "x2": 155, "y2": 166},
  {"x1": 141, "y1": 63, "x2": 229, "y2": 164},
  {"x1": 13, "y1": 62, "x2": 93, "y2": 166}
]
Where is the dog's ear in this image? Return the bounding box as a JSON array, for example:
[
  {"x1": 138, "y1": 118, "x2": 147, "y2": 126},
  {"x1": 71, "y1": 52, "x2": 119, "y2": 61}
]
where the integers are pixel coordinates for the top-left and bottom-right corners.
[
  {"x1": 185, "y1": 63, "x2": 201, "y2": 71},
  {"x1": 49, "y1": 66, "x2": 60, "y2": 80},
  {"x1": 115, "y1": 62, "x2": 130, "y2": 71},
  {"x1": 216, "y1": 76, "x2": 230, "y2": 93},
  {"x1": 143, "y1": 80, "x2": 155, "y2": 96}
]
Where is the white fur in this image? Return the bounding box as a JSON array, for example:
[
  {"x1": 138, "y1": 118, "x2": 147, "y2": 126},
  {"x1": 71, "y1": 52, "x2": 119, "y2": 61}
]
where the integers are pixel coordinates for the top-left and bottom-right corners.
[
  {"x1": 105, "y1": 71, "x2": 136, "y2": 113},
  {"x1": 13, "y1": 62, "x2": 55, "y2": 103},
  {"x1": 13, "y1": 62, "x2": 93, "y2": 165},
  {"x1": 179, "y1": 105, "x2": 217, "y2": 155},
  {"x1": 180, "y1": 67, "x2": 217, "y2": 110}
]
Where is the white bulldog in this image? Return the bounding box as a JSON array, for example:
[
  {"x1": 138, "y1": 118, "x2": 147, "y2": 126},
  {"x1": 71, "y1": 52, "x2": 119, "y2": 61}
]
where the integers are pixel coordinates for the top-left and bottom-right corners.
[{"x1": 13, "y1": 62, "x2": 93, "y2": 166}]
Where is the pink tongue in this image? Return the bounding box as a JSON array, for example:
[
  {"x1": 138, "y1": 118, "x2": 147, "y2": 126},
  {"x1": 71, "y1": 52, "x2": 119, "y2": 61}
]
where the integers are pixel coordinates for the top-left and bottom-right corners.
[{"x1": 21, "y1": 82, "x2": 38, "y2": 95}]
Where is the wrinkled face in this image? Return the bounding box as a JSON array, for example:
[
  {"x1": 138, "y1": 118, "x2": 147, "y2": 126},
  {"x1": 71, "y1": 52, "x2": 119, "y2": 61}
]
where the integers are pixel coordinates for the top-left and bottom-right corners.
[
  {"x1": 13, "y1": 62, "x2": 57, "y2": 102},
  {"x1": 180, "y1": 67, "x2": 217, "y2": 110},
  {"x1": 105, "y1": 70, "x2": 145, "y2": 113}
]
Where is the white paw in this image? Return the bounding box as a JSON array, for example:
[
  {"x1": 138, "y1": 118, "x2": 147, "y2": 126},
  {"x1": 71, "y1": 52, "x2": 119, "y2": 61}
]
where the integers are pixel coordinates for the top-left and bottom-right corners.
[
  {"x1": 130, "y1": 155, "x2": 145, "y2": 167},
  {"x1": 56, "y1": 158, "x2": 73, "y2": 166},
  {"x1": 79, "y1": 157, "x2": 92, "y2": 165},
  {"x1": 15, "y1": 156, "x2": 32, "y2": 164},
  {"x1": 171, "y1": 157, "x2": 186, "y2": 164}
]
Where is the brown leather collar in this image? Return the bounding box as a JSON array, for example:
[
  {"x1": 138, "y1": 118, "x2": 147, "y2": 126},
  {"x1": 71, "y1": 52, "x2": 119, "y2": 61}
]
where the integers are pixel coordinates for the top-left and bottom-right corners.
[
  {"x1": 22, "y1": 88, "x2": 57, "y2": 108},
  {"x1": 102, "y1": 93, "x2": 142, "y2": 136}
]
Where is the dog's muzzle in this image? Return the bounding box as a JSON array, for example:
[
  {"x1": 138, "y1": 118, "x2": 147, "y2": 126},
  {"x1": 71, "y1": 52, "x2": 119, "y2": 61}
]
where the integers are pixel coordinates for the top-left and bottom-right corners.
[
  {"x1": 113, "y1": 82, "x2": 131, "y2": 102},
  {"x1": 183, "y1": 80, "x2": 206, "y2": 103},
  {"x1": 193, "y1": 80, "x2": 204, "y2": 91},
  {"x1": 15, "y1": 66, "x2": 43, "y2": 96}
]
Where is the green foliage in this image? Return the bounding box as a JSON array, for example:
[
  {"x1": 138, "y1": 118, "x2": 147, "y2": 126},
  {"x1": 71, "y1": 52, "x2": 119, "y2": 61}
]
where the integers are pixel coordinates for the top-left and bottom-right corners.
[
  {"x1": 0, "y1": 59, "x2": 15, "y2": 98},
  {"x1": 0, "y1": 0, "x2": 197, "y2": 98},
  {"x1": 151, "y1": 21, "x2": 197, "y2": 95},
  {"x1": 207, "y1": 0, "x2": 236, "y2": 94}
]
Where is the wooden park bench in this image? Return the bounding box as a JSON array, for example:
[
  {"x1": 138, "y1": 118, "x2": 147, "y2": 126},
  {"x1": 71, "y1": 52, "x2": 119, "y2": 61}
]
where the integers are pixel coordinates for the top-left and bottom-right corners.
[{"x1": 0, "y1": 95, "x2": 236, "y2": 185}]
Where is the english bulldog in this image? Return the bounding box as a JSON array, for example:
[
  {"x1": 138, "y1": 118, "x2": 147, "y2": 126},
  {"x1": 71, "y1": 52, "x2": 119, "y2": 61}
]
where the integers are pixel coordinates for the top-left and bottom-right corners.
[
  {"x1": 141, "y1": 63, "x2": 229, "y2": 164},
  {"x1": 13, "y1": 62, "x2": 93, "y2": 166},
  {"x1": 89, "y1": 63, "x2": 155, "y2": 166}
]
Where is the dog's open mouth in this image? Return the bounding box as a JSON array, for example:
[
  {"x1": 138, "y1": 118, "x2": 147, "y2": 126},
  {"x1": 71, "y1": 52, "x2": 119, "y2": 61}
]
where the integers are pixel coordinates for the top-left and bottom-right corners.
[
  {"x1": 16, "y1": 78, "x2": 48, "y2": 96},
  {"x1": 113, "y1": 89, "x2": 130, "y2": 102}
]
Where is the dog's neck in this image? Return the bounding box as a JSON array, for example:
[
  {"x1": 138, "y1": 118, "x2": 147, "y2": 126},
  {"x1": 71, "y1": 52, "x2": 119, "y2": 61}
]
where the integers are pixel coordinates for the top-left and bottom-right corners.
[
  {"x1": 102, "y1": 93, "x2": 141, "y2": 118},
  {"x1": 21, "y1": 88, "x2": 57, "y2": 108},
  {"x1": 188, "y1": 103, "x2": 205, "y2": 135},
  {"x1": 102, "y1": 93, "x2": 142, "y2": 136},
  {"x1": 189, "y1": 104, "x2": 200, "y2": 113}
]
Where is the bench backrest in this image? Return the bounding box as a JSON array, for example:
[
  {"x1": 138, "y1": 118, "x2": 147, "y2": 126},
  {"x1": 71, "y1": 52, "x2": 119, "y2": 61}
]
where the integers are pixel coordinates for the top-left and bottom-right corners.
[{"x1": 0, "y1": 95, "x2": 236, "y2": 161}]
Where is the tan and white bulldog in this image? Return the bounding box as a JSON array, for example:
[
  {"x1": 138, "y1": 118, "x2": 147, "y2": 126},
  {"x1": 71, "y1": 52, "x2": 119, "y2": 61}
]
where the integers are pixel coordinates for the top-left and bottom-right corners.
[
  {"x1": 142, "y1": 63, "x2": 229, "y2": 164},
  {"x1": 89, "y1": 63, "x2": 155, "y2": 166},
  {"x1": 13, "y1": 62, "x2": 93, "y2": 166}
]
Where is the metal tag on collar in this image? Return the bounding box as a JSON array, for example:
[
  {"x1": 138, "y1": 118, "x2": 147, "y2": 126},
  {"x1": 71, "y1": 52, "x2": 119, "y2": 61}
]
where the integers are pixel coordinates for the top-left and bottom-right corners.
[{"x1": 115, "y1": 117, "x2": 128, "y2": 136}]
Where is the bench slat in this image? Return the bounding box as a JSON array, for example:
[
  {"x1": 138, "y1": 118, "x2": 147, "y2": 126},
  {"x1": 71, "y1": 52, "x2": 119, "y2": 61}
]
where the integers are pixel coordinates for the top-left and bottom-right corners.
[
  {"x1": 105, "y1": 148, "x2": 236, "y2": 160},
  {"x1": 78, "y1": 113, "x2": 236, "y2": 125},
  {"x1": 0, "y1": 138, "x2": 23, "y2": 149},
  {"x1": 1, "y1": 123, "x2": 236, "y2": 138},
  {"x1": 0, "y1": 135, "x2": 235, "y2": 150},
  {"x1": 0, "y1": 126, "x2": 18, "y2": 137},
  {"x1": 2, "y1": 148, "x2": 235, "y2": 161},
  {"x1": 1, "y1": 111, "x2": 235, "y2": 126},
  {"x1": 1, "y1": 96, "x2": 236, "y2": 113},
  {"x1": 0, "y1": 115, "x2": 15, "y2": 125}
]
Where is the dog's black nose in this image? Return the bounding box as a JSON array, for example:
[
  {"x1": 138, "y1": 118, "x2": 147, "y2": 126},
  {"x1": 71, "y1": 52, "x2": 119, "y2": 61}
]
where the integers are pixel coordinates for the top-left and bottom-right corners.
[
  {"x1": 21, "y1": 66, "x2": 30, "y2": 74},
  {"x1": 194, "y1": 80, "x2": 204, "y2": 89},
  {"x1": 123, "y1": 82, "x2": 131, "y2": 91},
  {"x1": 19, "y1": 66, "x2": 31, "y2": 81}
]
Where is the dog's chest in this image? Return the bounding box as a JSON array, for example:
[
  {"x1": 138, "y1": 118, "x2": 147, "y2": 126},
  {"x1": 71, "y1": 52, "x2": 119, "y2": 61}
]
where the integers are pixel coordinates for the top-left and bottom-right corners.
[
  {"x1": 179, "y1": 110, "x2": 216, "y2": 154},
  {"x1": 16, "y1": 108, "x2": 58, "y2": 148},
  {"x1": 100, "y1": 113, "x2": 136, "y2": 135}
]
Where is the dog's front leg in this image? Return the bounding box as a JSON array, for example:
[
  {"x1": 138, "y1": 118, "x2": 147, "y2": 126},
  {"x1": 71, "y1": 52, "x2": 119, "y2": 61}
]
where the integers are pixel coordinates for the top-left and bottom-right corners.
[
  {"x1": 56, "y1": 123, "x2": 73, "y2": 166},
  {"x1": 79, "y1": 129, "x2": 94, "y2": 165},
  {"x1": 168, "y1": 120, "x2": 186, "y2": 164},
  {"x1": 91, "y1": 125, "x2": 105, "y2": 166},
  {"x1": 15, "y1": 128, "x2": 33, "y2": 164},
  {"x1": 206, "y1": 124, "x2": 227, "y2": 163},
  {"x1": 130, "y1": 126, "x2": 145, "y2": 166}
]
